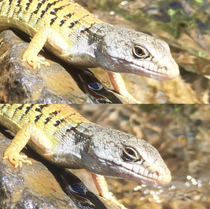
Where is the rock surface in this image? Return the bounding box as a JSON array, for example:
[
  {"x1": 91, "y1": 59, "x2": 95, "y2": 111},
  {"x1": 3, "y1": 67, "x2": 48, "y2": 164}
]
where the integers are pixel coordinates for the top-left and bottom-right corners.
[
  {"x1": 0, "y1": 131, "x2": 122, "y2": 209},
  {"x1": 0, "y1": 30, "x2": 122, "y2": 104}
]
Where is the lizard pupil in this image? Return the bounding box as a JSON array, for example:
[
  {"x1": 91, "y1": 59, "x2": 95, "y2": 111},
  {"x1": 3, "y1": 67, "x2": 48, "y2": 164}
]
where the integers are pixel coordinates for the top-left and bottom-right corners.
[{"x1": 127, "y1": 148, "x2": 135, "y2": 156}]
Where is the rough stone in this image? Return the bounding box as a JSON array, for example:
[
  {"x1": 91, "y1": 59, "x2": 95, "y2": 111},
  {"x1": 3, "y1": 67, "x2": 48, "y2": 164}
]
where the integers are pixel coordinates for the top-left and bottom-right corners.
[
  {"x1": 0, "y1": 30, "x2": 121, "y2": 104},
  {"x1": 0, "y1": 132, "x2": 122, "y2": 209}
]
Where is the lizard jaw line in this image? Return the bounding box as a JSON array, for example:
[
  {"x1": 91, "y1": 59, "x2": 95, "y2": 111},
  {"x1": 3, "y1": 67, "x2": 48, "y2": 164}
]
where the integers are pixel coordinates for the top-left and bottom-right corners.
[
  {"x1": 110, "y1": 57, "x2": 179, "y2": 80},
  {"x1": 101, "y1": 158, "x2": 171, "y2": 186},
  {"x1": 127, "y1": 64, "x2": 178, "y2": 80},
  {"x1": 118, "y1": 166, "x2": 171, "y2": 186}
]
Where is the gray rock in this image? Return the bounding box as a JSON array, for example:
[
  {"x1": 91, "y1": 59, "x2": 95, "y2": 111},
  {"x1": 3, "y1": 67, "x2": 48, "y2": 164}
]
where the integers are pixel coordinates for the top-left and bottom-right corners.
[{"x1": 0, "y1": 30, "x2": 99, "y2": 104}]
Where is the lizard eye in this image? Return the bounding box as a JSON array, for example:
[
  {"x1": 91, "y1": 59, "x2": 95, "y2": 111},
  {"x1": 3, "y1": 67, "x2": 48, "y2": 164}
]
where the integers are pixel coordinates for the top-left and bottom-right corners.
[
  {"x1": 122, "y1": 147, "x2": 139, "y2": 162},
  {"x1": 133, "y1": 46, "x2": 149, "y2": 59}
]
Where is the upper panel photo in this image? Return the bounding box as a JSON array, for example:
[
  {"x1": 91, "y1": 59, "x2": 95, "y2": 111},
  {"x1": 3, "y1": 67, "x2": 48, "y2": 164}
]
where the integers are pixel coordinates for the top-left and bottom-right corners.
[{"x1": 0, "y1": 0, "x2": 209, "y2": 103}]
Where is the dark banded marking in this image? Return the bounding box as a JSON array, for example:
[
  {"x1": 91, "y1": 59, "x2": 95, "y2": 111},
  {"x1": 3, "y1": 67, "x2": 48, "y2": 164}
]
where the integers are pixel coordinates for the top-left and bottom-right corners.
[
  {"x1": 34, "y1": 114, "x2": 42, "y2": 123},
  {"x1": 0, "y1": 104, "x2": 6, "y2": 110},
  {"x1": 4, "y1": 0, "x2": 13, "y2": 15},
  {"x1": 49, "y1": 10, "x2": 56, "y2": 16},
  {"x1": 11, "y1": 104, "x2": 33, "y2": 122},
  {"x1": 66, "y1": 128, "x2": 71, "y2": 133},
  {"x1": 23, "y1": 104, "x2": 34, "y2": 115},
  {"x1": 33, "y1": 0, "x2": 47, "y2": 14},
  {"x1": 45, "y1": 0, "x2": 60, "y2": 11},
  {"x1": 35, "y1": 2, "x2": 73, "y2": 25},
  {"x1": 64, "y1": 12, "x2": 74, "y2": 18},
  {"x1": 48, "y1": 2, "x2": 72, "y2": 17},
  {"x1": 54, "y1": 118, "x2": 65, "y2": 127},
  {"x1": 79, "y1": 14, "x2": 90, "y2": 22},
  {"x1": 59, "y1": 12, "x2": 82, "y2": 28},
  {"x1": 16, "y1": 0, "x2": 21, "y2": 6},
  {"x1": 59, "y1": 19, "x2": 66, "y2": 27},
  {"x1": 50, "y1": 110, "x2": 60, "y2": 116},
  {"x1": 25, "y1": 0, "x2": 32, "y2": 10},
  {"x1": 34, "y1": 104, "x2": 49, "y2": 112},
  {"x1": 50, "y1": 17, "x2": 57, "y2": 25},
  {"x1": 17, "y1": 104, "x2": 24, "y2": 110},
  {"x1": 15, "y1": 6, "x2": 22, "y2": 16},
  {"x1": 68, "y1": 20, "x2": 79, "y2": 29},
  {"x1": 39, "y1": 0, "x2": 60, "y2": 19},
  {"x1": 66, "y1": 112, "x2": 77, "y2": 119},
  {"x1": 65, "y1": 13, "x2": 91, "y2": 30},
  {"x1": 44, "y1": 116, "x2": 52, "y2": 125},
  {"x1": 67, "y1": 14, "x2": 92, "y2": 31}
]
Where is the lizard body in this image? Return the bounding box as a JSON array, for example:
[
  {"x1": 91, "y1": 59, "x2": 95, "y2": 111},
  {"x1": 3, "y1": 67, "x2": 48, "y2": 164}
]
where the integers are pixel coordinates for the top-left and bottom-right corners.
[
  {"x1": 0, "y1": 0, "x2": 179, "y2": 102},
  {"x1": 0, "y1": 104, "x2": 171, "y2": 193}
]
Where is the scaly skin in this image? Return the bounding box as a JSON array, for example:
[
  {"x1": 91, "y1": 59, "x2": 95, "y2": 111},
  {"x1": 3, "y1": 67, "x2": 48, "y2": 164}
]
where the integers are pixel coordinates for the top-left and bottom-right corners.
[
  {"x1": 0, "y1": 104, "x2": 171, "y2": 187},
  {"x1": 0, "y1": 0, "x2": 179, "y2": 102}
]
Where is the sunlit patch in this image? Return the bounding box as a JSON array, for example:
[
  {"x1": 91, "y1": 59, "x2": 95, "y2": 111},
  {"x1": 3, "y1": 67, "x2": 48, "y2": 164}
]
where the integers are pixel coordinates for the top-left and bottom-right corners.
[
  {"x1": 168, "y1": 185, "x2": 176, "y2": 190},
  {"x1": 134, "y1": 182, "x2": 168, "y2": 204},
  {"x1": 134, "y1": 185, "x2": 142, "y2": 191},
  {"x1": 187, "y1": 175, "x2": 192, "y2": 180},
  {"x1": 148, "y1": 190, "x2": 162, "y2": 203},
  {"x1": 185, "y1": 182, "x2": 191, "y2": 187},
  {"x1": 185, "y1": 175, "x2": 203, "y2": 187},
  {"x1": 156, "y1": 189, "x2": 164, "y2": 194},
  {"x1": 121, "y1": 1, "x2": 128, "y2": 6},
  {"x1": 143, "y1": 189, "x2": 149, "y2": 194}
]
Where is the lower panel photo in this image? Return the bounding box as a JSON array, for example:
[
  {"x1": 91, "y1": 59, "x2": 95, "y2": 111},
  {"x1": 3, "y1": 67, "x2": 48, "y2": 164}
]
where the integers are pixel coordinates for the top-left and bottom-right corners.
[{"x1": 0, "y1": 104, "x2": 209, "y2": 209}]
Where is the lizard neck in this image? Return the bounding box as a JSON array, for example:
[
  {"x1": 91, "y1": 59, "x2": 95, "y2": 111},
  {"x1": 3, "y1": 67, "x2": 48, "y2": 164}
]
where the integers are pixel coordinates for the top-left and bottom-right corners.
[
  {"x1": 67, "y1": 23, "x2": 113, "y2": 68},
  {"x1": 50, "y1": 122, "x2": 96, "y2": 169}
]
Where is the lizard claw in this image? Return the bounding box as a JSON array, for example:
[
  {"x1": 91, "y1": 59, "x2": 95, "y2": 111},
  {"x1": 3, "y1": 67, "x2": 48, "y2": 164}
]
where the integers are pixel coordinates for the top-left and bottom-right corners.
[
  {"x1": 3, "y1": 151, "x2": 32, "y2": 168},
  {"x1": 22, "y1": 54, "x2": 50, "y2": 70}
]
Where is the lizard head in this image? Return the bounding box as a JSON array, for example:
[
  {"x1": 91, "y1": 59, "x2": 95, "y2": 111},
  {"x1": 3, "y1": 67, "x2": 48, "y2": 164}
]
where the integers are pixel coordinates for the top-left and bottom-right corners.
[
  {"x1": 82, "y1": 124, "x2": 171, "y2": 186},
  {"x1": 95, "y1": 24, "x2": 179, "y2": 80}
]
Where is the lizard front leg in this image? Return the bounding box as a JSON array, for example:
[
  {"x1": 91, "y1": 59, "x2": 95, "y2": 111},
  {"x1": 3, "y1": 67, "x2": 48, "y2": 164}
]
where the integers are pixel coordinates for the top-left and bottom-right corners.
[
  {"x1": 106, "y1": 71, "x2": 141, "y2": 104},
  {"x1": 22, "y1": 25, "x2": 70, "y2": 70},
  {"x1": 89, "y1": 172, "x2": 127, "y2": 209},
  {"x1": 3, "y1": 122, "x2": 53, "y2": 168}
]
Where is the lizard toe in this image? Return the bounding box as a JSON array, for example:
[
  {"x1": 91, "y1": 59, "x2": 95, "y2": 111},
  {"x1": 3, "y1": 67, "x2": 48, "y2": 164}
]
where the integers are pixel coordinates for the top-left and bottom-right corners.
[
  {"x1": 22, "y1": 54, "x2": 50, "y2": 70},
  {"x1": 3, "y1": 151, "x2": 32, "y2": 168}
]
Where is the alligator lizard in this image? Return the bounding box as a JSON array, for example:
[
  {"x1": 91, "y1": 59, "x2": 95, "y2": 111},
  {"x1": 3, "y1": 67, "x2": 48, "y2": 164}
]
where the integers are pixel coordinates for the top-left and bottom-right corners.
[
  {"x1": 0, "y1": 0, "x2": 179, "y2": 103},
  {"x1": 0, "y1": 104, "x2": 171, "y2": 202}
]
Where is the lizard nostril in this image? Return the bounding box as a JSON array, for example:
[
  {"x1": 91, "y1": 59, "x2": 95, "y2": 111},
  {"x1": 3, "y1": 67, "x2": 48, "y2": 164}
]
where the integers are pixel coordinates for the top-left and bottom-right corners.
[
  {"x1": 154, "y1": 171, "x2": 159, "y2": 176},
  {"x1": 163, "y1": 66, "x2": 168, "y2": 71}
]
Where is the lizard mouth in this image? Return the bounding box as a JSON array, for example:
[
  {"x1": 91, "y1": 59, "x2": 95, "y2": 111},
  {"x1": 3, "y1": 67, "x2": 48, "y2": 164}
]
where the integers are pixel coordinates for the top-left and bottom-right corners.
[
  {"x1": 114, "y1": 164, "x2": 172, "y2": 186},
  {"x1": 110, "y1": 57, "x2": 179, "y2": 80},
  {"x1": 99, "y1": 157, "x2": 171, "y2": 186},
  {"x1": 123, "y1": 63, "x2": 179, "y2": 80}
]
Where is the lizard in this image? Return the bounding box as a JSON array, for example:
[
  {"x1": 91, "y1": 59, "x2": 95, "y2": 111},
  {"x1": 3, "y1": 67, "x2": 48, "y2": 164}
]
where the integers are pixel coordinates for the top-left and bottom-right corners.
[
  {"x1": 0, "y1": 104, "x2": 171, "y2": 202},
  {"x1": 0, "y1": 0, "x2": 179, "y2": 103}
]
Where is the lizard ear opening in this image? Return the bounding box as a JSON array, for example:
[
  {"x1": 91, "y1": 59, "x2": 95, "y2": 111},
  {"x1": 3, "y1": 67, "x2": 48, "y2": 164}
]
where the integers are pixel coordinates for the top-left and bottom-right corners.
[{"x1": 122, "y1": 147, "x2": 139, "y2": 162}]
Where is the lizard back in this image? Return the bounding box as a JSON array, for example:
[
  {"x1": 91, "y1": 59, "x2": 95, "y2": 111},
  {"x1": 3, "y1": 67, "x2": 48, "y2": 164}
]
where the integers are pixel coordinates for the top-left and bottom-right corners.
[
  {"x1": 0, "y1": 0, "x2": 101, "y2": 38},
  {"x1": 0, "y1": 104, "x2": 89, "y2": 147}
]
